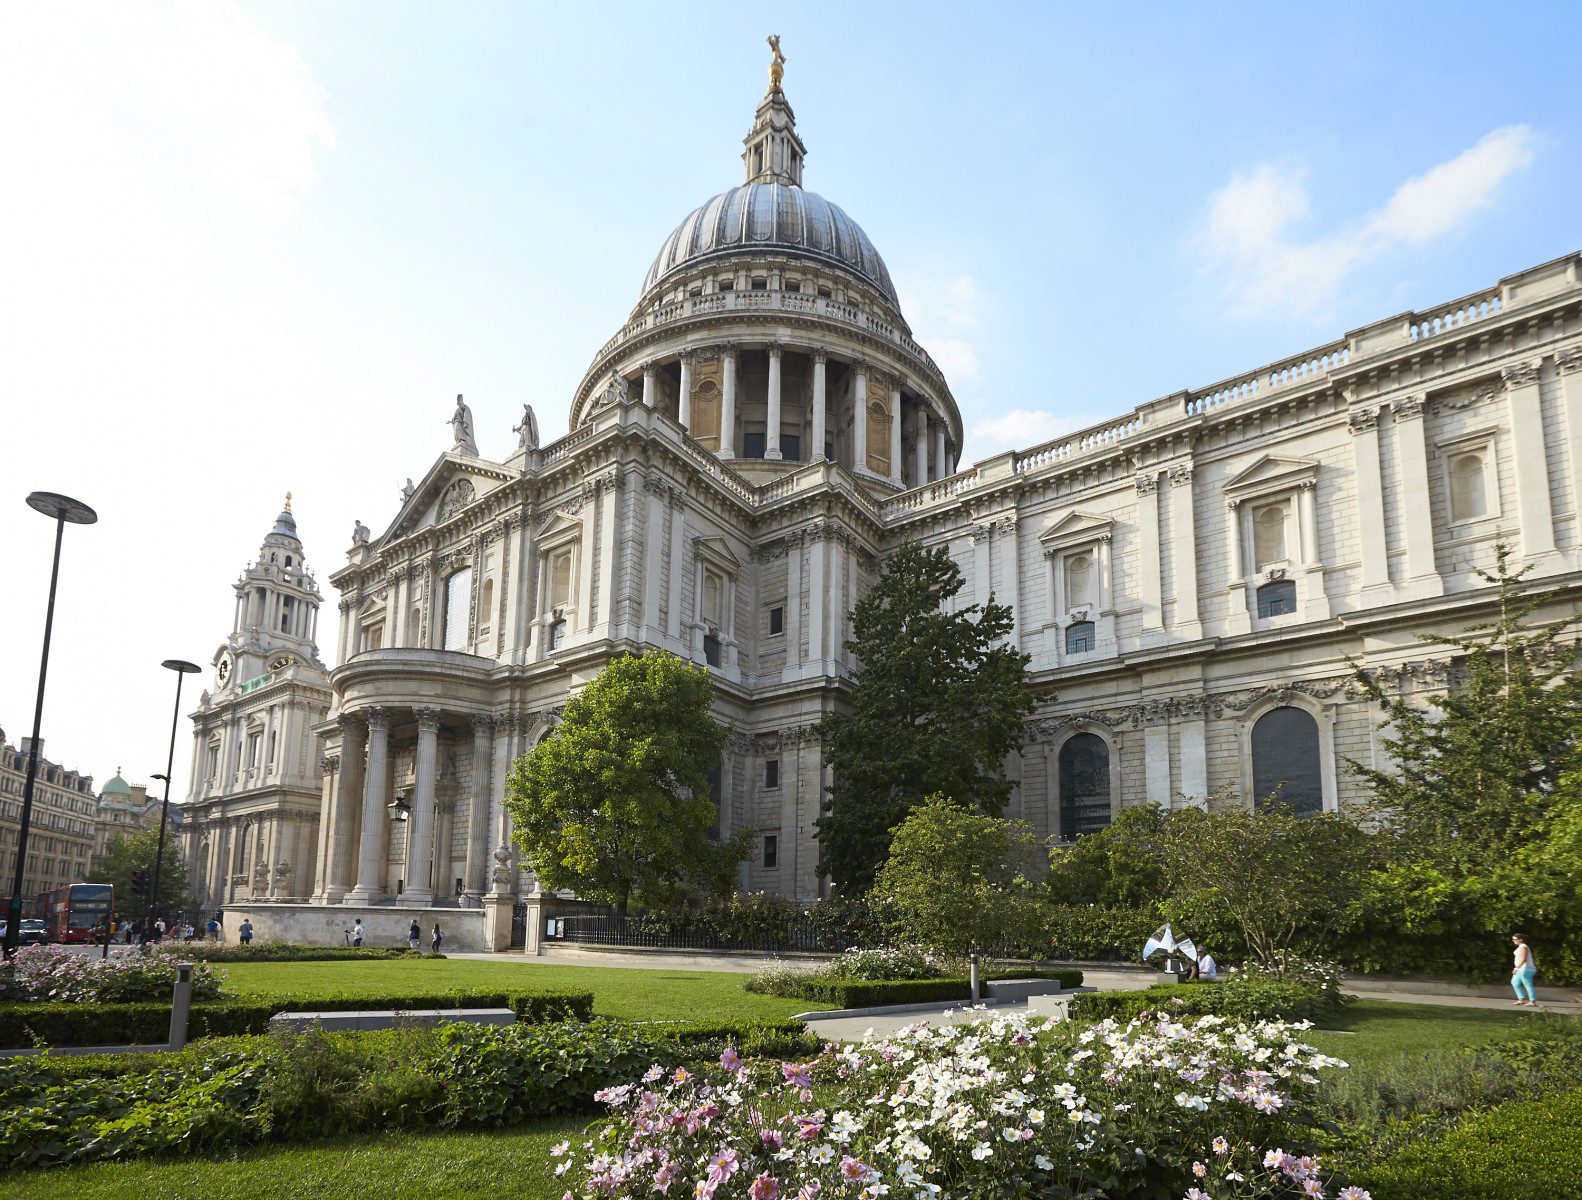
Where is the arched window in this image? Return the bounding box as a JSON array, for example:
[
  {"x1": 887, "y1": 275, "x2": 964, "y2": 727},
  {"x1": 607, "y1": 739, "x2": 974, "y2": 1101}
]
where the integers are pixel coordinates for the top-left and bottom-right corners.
[
  {"x1": 1256, "y1": 579, "x2": 1297, "y2": 618},
  {"x1": 1065, "y1": 621, "x2": 1096, "y2": 654},
  {"x1": 1058, "y1": 733, "x2": 1112, "y2": 839},
  {"x1": 1065, "y1": 553, "x2": 1095, "y2": 609},
  {"x1": 1253, "y1": 503, "x2": 1287, "y2": 568},
  {"x1": 409, "y1": 606, "x2": 421, "y2": 644},
  {"x1": 1449, "y1": 452, "x2": 1488, "y2": 522},
  {"x1": 547, "y1": 619, "x2": 566, "y2": 651},
  {"x1": 1251, "y1": 706, "x2": 1323, "y2": 816},
  {"x1": 443, "y1": 566, "x2": 473, "y2": 651}
]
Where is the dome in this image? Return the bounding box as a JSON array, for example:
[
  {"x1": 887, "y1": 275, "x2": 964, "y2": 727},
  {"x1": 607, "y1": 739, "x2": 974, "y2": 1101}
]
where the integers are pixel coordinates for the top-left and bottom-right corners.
[
  {"x1": 270, "y1": 493, "x2": 300, "y2": 542},
  {"x1": 102, "y1": 769, "x2": 131, "y2": 798},
  {"x1": 642, "y1": 183, "x2": 898, "y2": 305}
]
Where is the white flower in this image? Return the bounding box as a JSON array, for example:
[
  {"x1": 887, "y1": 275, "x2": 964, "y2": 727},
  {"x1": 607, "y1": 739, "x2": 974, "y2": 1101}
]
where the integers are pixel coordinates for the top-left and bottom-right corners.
[
  {"x1": 1034, "y1": 1155, "x2": 1053, "y2": 1171},
  {"x1": 970, "y1": 1144, "x2": 994, "y2": 1161}
]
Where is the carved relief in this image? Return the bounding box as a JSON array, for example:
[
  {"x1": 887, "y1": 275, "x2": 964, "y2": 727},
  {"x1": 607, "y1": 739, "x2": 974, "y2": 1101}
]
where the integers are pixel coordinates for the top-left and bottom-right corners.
[
  {"x1": 1501, "y1": 360, "x2": 1541, "y2": 388},
  {"x1": 1346, "y1": 407, "x2": 1380, "y2": 434},
  {"x1": 438, "y1": 479, "x2": 476, "y2": 522}
]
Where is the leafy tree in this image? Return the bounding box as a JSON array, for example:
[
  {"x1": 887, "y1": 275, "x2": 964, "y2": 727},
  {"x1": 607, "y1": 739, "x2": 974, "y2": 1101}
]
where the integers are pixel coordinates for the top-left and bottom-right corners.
[
  {"x1": 817, "y1": 540, "x2": 1033, "y2": 893},
  {"x1": 1347, "y1": 543, "x2": 1582, "y2": 868},
  {"x1": 505, "y1": 651, "x2": 748, "y2": 913},
  {"x1": 1046, "y1": 804, "x2": 1175, "y2": 907},
  {"x1": 870, "y1": 795, "x2": 1043, "y2": 958},
  {"x1": 86, "y1": 826, "x2": 189, "y2": 914},
  {"x1": 1164, "y1": 806, "x2": 1376, "y2": 974}
]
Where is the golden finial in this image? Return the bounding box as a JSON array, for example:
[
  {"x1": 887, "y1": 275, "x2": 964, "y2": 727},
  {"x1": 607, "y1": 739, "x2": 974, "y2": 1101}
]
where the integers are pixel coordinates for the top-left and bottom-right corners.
[
  {"x1": 767, "y1": 34, "x2": 785, "y2": 92},
  {"x1": 284, "y1": 491, "x2": 292, "y2": 513}
]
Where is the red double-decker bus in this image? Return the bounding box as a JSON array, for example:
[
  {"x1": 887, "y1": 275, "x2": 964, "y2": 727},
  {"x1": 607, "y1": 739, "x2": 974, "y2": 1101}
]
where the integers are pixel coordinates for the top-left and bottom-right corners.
[{"x1": 33, "y1": 883, "x2": 114, "y2": 943}]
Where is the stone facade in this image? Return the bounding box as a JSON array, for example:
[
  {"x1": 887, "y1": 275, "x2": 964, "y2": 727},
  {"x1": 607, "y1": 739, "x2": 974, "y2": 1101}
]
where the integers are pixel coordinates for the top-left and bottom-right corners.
[
  {"x1": 209, "y1": 60, "x2": 1582, "y2": 929},
  {"x1": 180, "y1": 499, "x2": 333, "y2": 911},
  {"x1": 0, "y1": 734, "x2": 102, "y2": 897}
]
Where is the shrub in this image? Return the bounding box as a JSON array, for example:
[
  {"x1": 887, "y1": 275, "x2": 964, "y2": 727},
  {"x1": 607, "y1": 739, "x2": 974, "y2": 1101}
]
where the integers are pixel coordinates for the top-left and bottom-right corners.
[
  {"x1": 1069, "y1": 977, "x2": 1342, "y2": 1025},
  {"x1": 181, "y1": 942, "x2": 434, "y2": 963},
  {"x1": 1349, "y1": 1088, "x2": 1582, "y2": 1200},
  {"x1": 1025, "y1": 903, "x2": 1169, "y2": 962},
  {"x1": 0, "y1": 988, "x2": 594, "y2": 1048},
  {"x1": 555, "y1": 1010, "x2": 1360, "y2": 1200},
  {"x1": 754, "y1": 969, "x2": 1084, "y2": 1010},
  {"x1": 0, "y1": 944, "x2": 227, "y2": 1003}
]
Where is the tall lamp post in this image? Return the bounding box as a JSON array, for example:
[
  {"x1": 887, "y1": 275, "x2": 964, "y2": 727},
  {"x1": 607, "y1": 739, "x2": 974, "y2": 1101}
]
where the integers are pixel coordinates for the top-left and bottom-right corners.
[
  {"x1": 143, "y1": 660, "x2": 200, "y2": 944},
  {"x1": 4, "y1": 492, "x2": 97, "y2": 959}
]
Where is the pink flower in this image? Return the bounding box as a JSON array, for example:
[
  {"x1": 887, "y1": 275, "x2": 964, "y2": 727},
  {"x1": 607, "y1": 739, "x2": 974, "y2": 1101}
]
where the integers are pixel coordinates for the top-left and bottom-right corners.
[
  {"x1": 1212, "y1": 1137, "x2": 1229, "y2": 1155},
  {"x1": 749, "y1": 1173, "x2": 780, "y2": 1200},
  {"x1": 781, "y1": 1062, "x2": 812, "y2": 1089},
  {"x1": 760, "y1": 1129, "x2": 784, "y2": 1151},
  {"x1": 796, "y1": 1185, "x2": 821, "y2": 1200},
  {"x1": 1337, "y1": 1190, "x2": 1371, "y2": 1200},
  {"x1": 1192, "y1": 1161, "x2": 1207, "y2": 1178},
  {"x1": 839, "y1": 1156, "x2": 872, "y2": 1183},
  {"x1": 721, "y1": 1047, "x2": 743, "y2": 1071}
]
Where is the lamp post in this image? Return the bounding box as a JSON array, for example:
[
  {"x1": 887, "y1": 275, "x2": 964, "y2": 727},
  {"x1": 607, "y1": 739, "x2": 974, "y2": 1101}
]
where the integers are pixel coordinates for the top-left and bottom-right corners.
[
  {"x1": 4, "y1": 492, "x2": 97, "y2": 959},
  {"x1": 143, "y1": 660, "x2": 200, "y2": 945}
]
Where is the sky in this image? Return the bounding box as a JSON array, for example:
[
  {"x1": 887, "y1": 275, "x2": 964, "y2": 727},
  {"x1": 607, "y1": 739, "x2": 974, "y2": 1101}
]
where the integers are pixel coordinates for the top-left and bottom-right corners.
[{"x1": 2, "y1": 2, "x2": 1580, "y2": 805}]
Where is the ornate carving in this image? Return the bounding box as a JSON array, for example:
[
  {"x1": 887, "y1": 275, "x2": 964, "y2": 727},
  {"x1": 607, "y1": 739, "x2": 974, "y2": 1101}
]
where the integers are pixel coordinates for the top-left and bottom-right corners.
[
  {"x1": 1394, "y1": 394, "x2": 1428, "y2": 419},
  {"x1": 413, "y1": 705, "x2": 443, "y2": 731},
  {"x1": 595, "y1": 370, "x2": 631, "y2": 408},
  {"x1": 1346, "y1": 407, "x2": 1380, "y2": 434},
  {"x1": 1135, "y1": 473, "x2": 1159, "y2": 495},
  {"x1": 1501, "y1": 360, "x2": 1541, "y2": 388},
  {"x1": 438, "y1": 479, "x2": 476, "y2": 522},
  {"x1": 363, "y1": 706, "x2": 390, "y2": 732},
  {"x1": 470, "y1": 713, "x2": 495, "y2": 736},
  {"x1": 321, "y1": 754, "x2": 341, "y2": 773},
  {"x1": 1168, "y1": 464, "x2": 1195, "y2": 487},
  {"x1": 811, "y1": 347, "x2": 828, "y2": 365},
  {"x1": 1554, "y1": 347, "x2": 1582, "y2": 375}
]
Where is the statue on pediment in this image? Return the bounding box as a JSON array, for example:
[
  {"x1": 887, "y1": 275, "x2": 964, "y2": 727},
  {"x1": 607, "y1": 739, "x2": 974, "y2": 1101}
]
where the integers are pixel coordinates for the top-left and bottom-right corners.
[
  {"x1": 449, "y1": 394, "x2": 479, "y2": 456},
  {"x1": 514, "y1": 403, "x2": 540, "y2": 450}
]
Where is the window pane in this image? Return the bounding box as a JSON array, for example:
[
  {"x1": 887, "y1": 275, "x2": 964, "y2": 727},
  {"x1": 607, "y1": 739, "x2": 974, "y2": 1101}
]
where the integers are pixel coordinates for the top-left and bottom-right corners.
[
  {"x1": 444, "y1": 566, "x2": 473, "y2": 651},
  {"x1": 780, "y1": 433, "x2": 801, "y2": 461},
  {"x1": 1256, "y1": 580, "x2": 1297, "y2": 618},
  {"x1": 1065, "y1": 621, "x2": 1096, "y2": 653},
  {"x1": 1251, "y1": 706, "x2": 1323, "y2": 816},
  {"x1": 1058, "y1": 733, "x2": 1112, "y2": 838},
  {"x1": 769, "y1": 605, "x2": 784, "y2": 636},
  {"x1": 703, "y1": 572, "x2": 723, "y2": 626},
  {"x1": 742, "y1": 431, "x2": 766, "y2": 459}
]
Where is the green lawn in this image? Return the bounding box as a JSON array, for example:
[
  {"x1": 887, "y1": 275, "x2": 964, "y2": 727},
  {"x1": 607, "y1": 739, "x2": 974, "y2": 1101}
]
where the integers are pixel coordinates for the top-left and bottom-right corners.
[
  {"x1": 1304, "y1": 998, "x2": 1536, "y2": 1065},
  {"x1": 219, "y1": 958, "x2": 808, "y2": 1023}
]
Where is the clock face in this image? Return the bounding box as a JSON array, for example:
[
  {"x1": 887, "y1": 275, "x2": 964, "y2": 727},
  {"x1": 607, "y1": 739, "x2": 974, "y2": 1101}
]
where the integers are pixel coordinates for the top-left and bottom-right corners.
[
  {"x1": 269, "y1": 654, "x2": 295, "y2": 672},
  {"x1": 216, "y1": 657, "x2": 231, "y2": 685}
]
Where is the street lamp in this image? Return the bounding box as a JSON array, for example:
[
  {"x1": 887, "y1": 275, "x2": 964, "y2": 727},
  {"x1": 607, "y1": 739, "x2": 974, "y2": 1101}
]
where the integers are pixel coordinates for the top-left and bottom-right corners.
[
  {"x1": 143, "y1": 659, "x2": 200, "y2": 945},
  {"x1": 4, "y1": 492, "x2": 97, "y2": 959}
]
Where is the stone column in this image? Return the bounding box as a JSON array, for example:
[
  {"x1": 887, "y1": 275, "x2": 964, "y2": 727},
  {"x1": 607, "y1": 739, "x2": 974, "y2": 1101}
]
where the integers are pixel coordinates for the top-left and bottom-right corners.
[
  {"x1": 1560, "y1": 350, "x2": 1582, "y2": 569},
  {"x1": 720, "y1": 346, "x2": 738, "y2": 458},
  {"x1": 1348, "y1": 407, "x2": 1391, "y2": 600},
  {"x1": 1167, "y1": 464, "x2": 1201, "y2": 638},
  {"x1": 889, "y1": 385, "x2": 904, "y2": 486},
  {"x1": 403, "y1": 705, "x2": 442, "y2": 905},
  {"x1": 465, "y1": 715, "x2": 495, "y2": 895},
  {"x1": 784, "y1": 531, "x2": 803, "y2": 672},
  {"x1": 1504, "y1": 361, "x2": 1557, "y2": 562},
  {"x1": 914, "y1": 407, "x2": 929, "y2": 486},
  {"x1": 805, "y1": 526, "x2": 825, "y2": 676},
  {"x1": 765, "y1": 344, "x2": 783, "y2": 460},
  {"x1": 852, "y1": 364, "x2": 868, "y2": 471},
  {"x1": 1296, "y1": 480, "x2": 1331, "y2": 618},
  {"x1": 678, "y1": 351, "x2": 694, "y2": 431},
  {"x1": 1135, "y1": 473, "x2": 1164, "y2": 636},
  {"x1": 972, "y1": 523, "x2": 992, "y2": 611},
  {"x1": 344, "y1": 707, "x2": 389, "y2": 903},
  {"x1": 934, "y1": 424, "x2": 947, "y2": 480},
  {"x1": 1392, "y1": 395, "x2": 1444, "y2": 597},
  {"x1": 665, "y1": 490, "x2": 685, "y2": 641},
  {"x1": 1144, "y1": 724, "x2": 1171, "y2": 807},
  {"x1": 1224, "y1": 500, "x2": 1251, "y2": 635},
  {"x1": 1178, "y1": 717, "x2": 1208, "y2": 807},
  {"x1": 595, "y1": 470, "x2": 623, "y2": 631},
  {"x1": 328, "y1": 716, "x2": 365, "y2": 902},
  {"x1": 810, "y1": 350, "x2": 827, "y2": 461},
  {"x1": 487, "y1": 716, "x2": 518, "y2": 898},
  {"x1": 311, "y1": 753, "x2": 338, "y2": 901},
  {"x1": 1000, "y1": 517, "x2": 1021, "y2": 647},
  {"x1": 641, "y1": 362, "x2": 656, "y2": 408}
]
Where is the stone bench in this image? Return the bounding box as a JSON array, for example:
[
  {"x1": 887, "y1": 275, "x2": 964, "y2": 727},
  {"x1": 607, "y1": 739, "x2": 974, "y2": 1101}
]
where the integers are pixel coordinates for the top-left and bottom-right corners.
[
  {"x1": 984, "y1": 978, "x2": 1066, "y2": 1004},
  {"x1": 267, "y1": 1008, "x2": 517, "y2": 1033}
]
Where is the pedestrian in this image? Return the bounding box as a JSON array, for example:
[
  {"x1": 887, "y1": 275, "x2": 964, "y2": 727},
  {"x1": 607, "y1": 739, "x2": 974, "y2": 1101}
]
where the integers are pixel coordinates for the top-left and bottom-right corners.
[
  {"x1": 351, "y1": 919, "x2": 364, "y2": 948},
  {"x1": 239, "y1": 918, "x2": 254, "y2": 946},
  {"x1": 154, "y1": 917, "x2": 166, "y2": 942},
  {"x1": 431, "y1": 923, "x2": 444, "y2": 954},
  {"x1": 1195, "y1": 948, "x2": 1218, "y2": 981},
  {"x1": 1511, "y1": 932, "x2": 1539, "y2": 1007},
  {"x1": 408, "y1": 919, "x2": 421, "y2": 952},
  {"x1": 206, "y1": 916, "x2": 220, "y2": 941}
]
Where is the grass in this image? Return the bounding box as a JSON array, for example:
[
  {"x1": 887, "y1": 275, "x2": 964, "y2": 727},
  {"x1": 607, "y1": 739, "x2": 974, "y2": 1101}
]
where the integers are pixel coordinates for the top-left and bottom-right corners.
[
  {"x1": 1303, "y1": 998, "x2": 1536, "y2": 1065},
  {"x1": 219, "y1": 958, "x2": 808, "y2": 1023}
]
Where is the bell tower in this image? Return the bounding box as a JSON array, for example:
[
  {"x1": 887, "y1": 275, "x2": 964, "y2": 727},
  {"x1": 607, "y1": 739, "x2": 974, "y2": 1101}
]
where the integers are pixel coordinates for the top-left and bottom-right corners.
[
  {"x1": 216, "y1": 494, "x2": 325, "y2": 692},
  {"x1": 741, "y1": 34, "x2": 806, "y2": 187}
]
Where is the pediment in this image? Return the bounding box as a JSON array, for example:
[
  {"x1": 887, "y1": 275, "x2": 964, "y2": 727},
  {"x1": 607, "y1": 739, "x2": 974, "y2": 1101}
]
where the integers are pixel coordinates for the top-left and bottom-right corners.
[
  {"x1": 536, "y1": 510, "x2": 583, "y2": 542},
  {"x1": 1038, "y1": 510, "x2": 1114, "y2": 551},
  {"x1": 1223, "y1": 454, "x2": 1319, "y2": 499},
  {"x1": 694, "y1": 535, "x2": 744, "y2": 571},
  {"x1": 379, "y1": 453, "x2": 515, "y2": 545}
]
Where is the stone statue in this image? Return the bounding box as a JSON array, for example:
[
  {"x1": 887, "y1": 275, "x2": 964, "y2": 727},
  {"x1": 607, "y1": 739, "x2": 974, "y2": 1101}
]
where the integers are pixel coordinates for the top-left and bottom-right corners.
[
  {"x1": 767, "y1": 34, "x2": 785, "y2": 90},
  {"x1": 513, "y1": 403, "x2": 540, "y2": 450},
  {"x1": 449, "y1": 393, "x2": 479, "y2": 456},
  {"x1": 401, "y1": 477, "x2": 416, "y2": 503},
  {"x1": 351, "y1": 519, "x2": 370, "y2": 546}
]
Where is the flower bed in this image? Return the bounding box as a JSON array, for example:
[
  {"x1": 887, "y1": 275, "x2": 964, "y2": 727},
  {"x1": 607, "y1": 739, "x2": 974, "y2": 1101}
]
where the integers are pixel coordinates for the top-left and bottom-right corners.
[
  {"x1": 747, "y1": 946, "x2": 1083, "y2": 1009},
  {"x1": 0, "y1": 944, "x2": 226, "y2": 1003},
  {"x1": 0, "y1": 987, "x2": 594, "y2": 1047},
  {"x1": 555, "y1": 1009, "x2": 1371, "y2": 1200}
]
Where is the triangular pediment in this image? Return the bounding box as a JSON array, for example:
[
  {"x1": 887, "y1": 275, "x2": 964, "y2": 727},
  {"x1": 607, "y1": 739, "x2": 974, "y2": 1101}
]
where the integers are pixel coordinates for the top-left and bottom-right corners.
[
  {"x1": 379, "y1": 453, "x2": 515, "y2": 545},
  {"x1": 694, "y1": 534, "x2": 744, "y2": 570},
  {"x1": 1038, "y1": 510, "x2": 1114, "y2": 548},
  {"x1": 537, "y1": 510, "x2": 582, "y2": 541},
  {"x1": 1223, "y1": 454, "x2": 1319, "y2": 498}
]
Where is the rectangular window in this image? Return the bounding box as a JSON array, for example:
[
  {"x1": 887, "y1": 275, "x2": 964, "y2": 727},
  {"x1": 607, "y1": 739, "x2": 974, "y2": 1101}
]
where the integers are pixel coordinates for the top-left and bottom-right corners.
[
  {"x1": 703, "y1": 633, "x2": 722, "y2": 668},
  {"x1": 280, "y1": 596, "x2": 293, "y2": 633},
  {"x1": 764, "y1": 759, "x2": 780, "y2": 789},
  {"x1": 444, "y1": 566, "x2": 473, "y2": 651},
  {"x1": 750, "y1": 278, "x2": 768, "y2": 291},
  {"x1": 768, "y1": 605, "x2": 784, "y2": 636},
  {"x1": 718, "y1": 279, "x2": 734, "y2": 292},
  {"x1": 742, "y1": 431, "x2": 766, "y2": 459},
  {"x1": 780, "y1": 433, "x2": 801, "y2": 461},
  {"x1": 247, "y1": 733, "x2": 261, "y2": 768},
  {"x1": 763, "y1": 835, "x2": 778, "y2": 869}
]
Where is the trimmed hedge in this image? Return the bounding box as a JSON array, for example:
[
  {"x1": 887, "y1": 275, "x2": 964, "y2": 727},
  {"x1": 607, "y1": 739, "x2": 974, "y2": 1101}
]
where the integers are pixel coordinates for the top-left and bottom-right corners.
[
  {"x1": 0, "y1": 988, "x2": 593, "y2": 1048},
  {"x1": 1068, "y1": 978, "x2": 1341, "y2": 1025},
  {"x1": 180, "y1": 943, "x2": 436, "y2": 963},
  {"x1": 1350, "y1": 1088, "x2": 1582, "y2": 1200},
  {"x1": 787, "y1": 969, "x2": 1084, "y2": 1010}
]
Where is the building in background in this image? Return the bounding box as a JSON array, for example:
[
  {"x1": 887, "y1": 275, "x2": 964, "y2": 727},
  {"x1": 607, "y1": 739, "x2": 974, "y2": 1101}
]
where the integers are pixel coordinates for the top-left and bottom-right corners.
[
  {"x1": 215, "y1": 49, "x2": 1582, "y2": 951},
  {"x1": 178, "y1": 498, "x2": 333, "y2": 912},
  {"x1": 0, "y1": 732, "x2": 100, "y2": 897},
  {"x1": 91, "y1": 770, "x2": 162, "y2": 868}
]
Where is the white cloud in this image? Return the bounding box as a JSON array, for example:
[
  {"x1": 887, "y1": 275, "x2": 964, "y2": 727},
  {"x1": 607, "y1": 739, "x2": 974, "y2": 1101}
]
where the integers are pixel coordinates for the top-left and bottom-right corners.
[
  {"x1": 898, "y1": 273, "x2": 986, "y2": 383},
  {"x1": 962, "y1": 408, "x2": 1093, "y2": 465},
  {"x1": 1194, "y1": 126, "x2": 1535, "y2": 316}
]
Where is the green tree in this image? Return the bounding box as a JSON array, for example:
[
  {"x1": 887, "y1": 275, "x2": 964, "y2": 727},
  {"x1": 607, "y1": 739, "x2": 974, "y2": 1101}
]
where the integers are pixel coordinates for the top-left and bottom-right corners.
[
  {"x1": 86, "y1": 826, "x2": 189, "y2": 914},
  {"x1": 870, "y1": 795, "x2": 1043, "y2": 958},
  {"x1": 1046, "y1": 804, "x2": 1175, "y2": 907},
  {"x1": 816, "y1": 540, "x2": 1033, "y2": 893},
  {"x1": 1164, "y1": 806, "x2": 1376, "y2": 974},
  {"x1": 1347, "y1": 543, "x2": 1582, "y2": 868},
  {"x1": 504, "y1": 651, "x2": 748, "y2": 913}
]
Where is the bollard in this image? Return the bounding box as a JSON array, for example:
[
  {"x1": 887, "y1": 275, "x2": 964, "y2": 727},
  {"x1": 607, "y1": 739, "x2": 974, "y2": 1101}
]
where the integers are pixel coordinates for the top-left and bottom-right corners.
[
  {"x1": 969, "y1": 949, "x2": 981, "y2": 1003},
  {"x1": 168, "y1": 963, "x2": 194, "y2": 1051}
]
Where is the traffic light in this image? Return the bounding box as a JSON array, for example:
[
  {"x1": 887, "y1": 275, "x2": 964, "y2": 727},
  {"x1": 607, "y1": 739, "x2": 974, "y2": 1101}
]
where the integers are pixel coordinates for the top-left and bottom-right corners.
[{"x1": 130, "y1": 869, "x2": 148, "y2": 896}]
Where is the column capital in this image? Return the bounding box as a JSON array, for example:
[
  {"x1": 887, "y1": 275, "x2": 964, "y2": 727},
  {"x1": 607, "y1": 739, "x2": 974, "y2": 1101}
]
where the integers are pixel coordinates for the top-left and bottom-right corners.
[
  {"x1": 1347, "y1": 406, "x2": 1381, "y2": 434},
  {"x1": 470, "y1": 713, "x2": 496, "y2": 735},
  {"x1": 322, "y1": 754, "x2": 341, "y2": 773},
  {"x1": 678, "y1": 347, "x2": 695, "y2": 365},
  {"x1": 1168, "y1": 463, "x2": 1194, "y2": 487},
  {"x1": 1556, "y1": 347, "x2": 1582, "y2": 375},
  {"x1": 811, "y1": 346, "x2": 828, "y2": 365},
  {"x1": 766, "y1": 342, "x2": 783, "y2": 359},
  {"x1": 363, "y1": 706, "x2": 390, "y2": 732},
  {"x1": 1394, "y1": 393, "x2": 1428, "y2": 420},
  {"x1": 1501, "y1": 359, "x2": 1541, "y2": 388},
  {"x1": 413, "y1": 704, "x2": 443, "y2": 732},
  {"x1": 338, "y1": 712, "x2": 367, "y2": 737},
  {"x1": 1135, "y1": 473, "x2": 1159, "y2": 495}
]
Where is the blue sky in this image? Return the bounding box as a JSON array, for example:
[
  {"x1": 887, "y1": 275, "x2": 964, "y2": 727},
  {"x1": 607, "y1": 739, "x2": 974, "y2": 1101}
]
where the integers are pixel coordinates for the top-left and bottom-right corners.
[{"x1": 1, "y1": 1, "x2": 1578, "y2": 793}]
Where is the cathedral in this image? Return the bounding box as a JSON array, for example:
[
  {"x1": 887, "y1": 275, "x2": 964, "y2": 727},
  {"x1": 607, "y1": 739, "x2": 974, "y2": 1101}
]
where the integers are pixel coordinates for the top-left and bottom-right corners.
[{"x1": 182, "y1": 48, "x2": 1582, "y2": 951}]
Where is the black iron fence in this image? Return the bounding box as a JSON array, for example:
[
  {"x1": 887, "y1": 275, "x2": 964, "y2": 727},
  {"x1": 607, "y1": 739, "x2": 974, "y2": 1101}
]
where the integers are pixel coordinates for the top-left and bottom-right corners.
[{"x1": 553, "y1": 911, "x2": 847, "y2": 954}]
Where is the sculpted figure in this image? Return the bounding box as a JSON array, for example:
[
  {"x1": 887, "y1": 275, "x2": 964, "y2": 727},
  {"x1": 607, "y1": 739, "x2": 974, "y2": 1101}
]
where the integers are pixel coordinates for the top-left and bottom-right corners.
[
  {"x1": 514, "y1": 403, "x2": 540, "y2": 450},
  {"x1": 351, "y1": 519, "x2": 370, "y2": 546},
  {"x1": 449, "y1": 394, "x2": 479, "y2": 456}
]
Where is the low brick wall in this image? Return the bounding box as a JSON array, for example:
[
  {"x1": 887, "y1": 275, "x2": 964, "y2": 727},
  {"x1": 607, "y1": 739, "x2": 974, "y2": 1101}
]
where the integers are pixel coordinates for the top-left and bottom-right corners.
[{"x1": 221, "y1": 902, "x2": 491, "y2": 952}]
